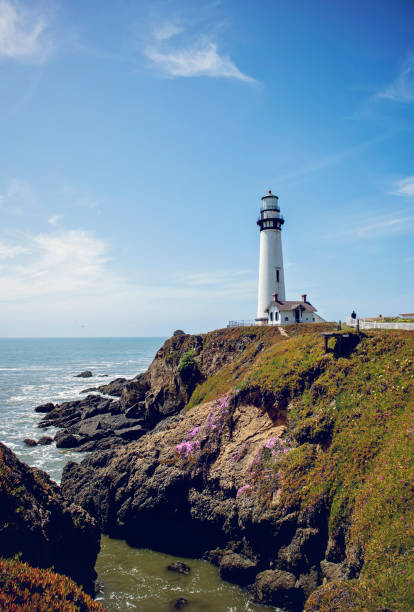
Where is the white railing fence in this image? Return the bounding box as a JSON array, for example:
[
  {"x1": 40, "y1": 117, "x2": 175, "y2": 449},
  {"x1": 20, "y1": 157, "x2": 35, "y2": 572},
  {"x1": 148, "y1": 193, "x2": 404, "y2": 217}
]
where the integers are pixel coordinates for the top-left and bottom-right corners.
[
  {"x1": 227, "y1": 320, "x2": 256, "y2": 328},
  {"x1": 346, "y1": 317, "x2": 414, "y2": 331}
]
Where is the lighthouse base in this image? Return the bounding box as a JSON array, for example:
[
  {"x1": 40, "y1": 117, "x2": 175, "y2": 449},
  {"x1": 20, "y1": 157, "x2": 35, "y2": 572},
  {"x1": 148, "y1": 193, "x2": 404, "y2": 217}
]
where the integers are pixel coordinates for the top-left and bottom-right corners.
[{"x1": 254, "y1": 317, "x2": 268, "y2": 327}]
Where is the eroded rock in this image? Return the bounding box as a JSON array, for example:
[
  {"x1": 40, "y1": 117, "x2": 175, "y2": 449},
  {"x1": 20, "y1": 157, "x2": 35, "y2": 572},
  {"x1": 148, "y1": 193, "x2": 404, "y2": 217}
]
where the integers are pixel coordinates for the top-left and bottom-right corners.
[
  {"x1": 0, "y1": 442, "x2": 99, "y2": 595},
  {"x1": 219, "y1": 552, "x2": 257, "y2": 586},
  {"x1": 253, "y1": 569, "x2": 304, "y2": 611},
  {"x1": 167, "y1": 561, "x2": 190, "y2": 575},
  {"x1": 34, "y1": 402, "x2": 55, "y2": 413}
]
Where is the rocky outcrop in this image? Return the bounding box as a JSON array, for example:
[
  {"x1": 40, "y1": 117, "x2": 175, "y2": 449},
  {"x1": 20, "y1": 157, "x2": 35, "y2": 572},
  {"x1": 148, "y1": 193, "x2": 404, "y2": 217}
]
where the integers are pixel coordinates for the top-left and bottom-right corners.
[
  {"x1": 37, "y1": 329, "x2": 268, "y2": 453},
  {"x1": 0, "y1": 442, "x2": 100, "y2": 595},
  {"x1": 61, "y1": 389, "x2": 329, "y2": 611}
]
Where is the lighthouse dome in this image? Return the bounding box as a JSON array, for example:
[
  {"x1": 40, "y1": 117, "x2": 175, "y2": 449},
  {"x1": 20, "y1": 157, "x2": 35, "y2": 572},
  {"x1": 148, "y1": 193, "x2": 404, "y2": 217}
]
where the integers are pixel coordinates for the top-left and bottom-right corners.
[{"x1": 261, "y1": 189, "x2": 280, "y2": 211}]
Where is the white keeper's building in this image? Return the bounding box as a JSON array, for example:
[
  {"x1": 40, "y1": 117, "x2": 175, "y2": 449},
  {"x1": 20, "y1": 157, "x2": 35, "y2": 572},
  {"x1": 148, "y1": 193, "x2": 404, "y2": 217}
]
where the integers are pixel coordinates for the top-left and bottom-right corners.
[{"x1": 255, "y1": 190, "x2": 320, "y2": 326}]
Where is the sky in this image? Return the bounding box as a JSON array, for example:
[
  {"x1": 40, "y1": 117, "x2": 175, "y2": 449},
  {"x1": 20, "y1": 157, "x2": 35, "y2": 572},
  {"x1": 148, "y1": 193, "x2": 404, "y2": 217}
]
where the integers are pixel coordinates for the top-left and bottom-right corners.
[{"x1": 0, "y1": 0, "x2": 414, "y2": 337}]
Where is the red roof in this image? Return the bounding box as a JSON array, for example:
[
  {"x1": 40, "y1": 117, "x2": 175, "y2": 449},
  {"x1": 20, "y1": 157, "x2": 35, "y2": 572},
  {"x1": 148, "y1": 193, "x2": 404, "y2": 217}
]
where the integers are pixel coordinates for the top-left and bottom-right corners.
[
  {"x1": 266, "y1": 299, "x2": 317, "y2": 313},
  {"x1": 399, "y1": 313, "x2": 414, "y2": 316}
]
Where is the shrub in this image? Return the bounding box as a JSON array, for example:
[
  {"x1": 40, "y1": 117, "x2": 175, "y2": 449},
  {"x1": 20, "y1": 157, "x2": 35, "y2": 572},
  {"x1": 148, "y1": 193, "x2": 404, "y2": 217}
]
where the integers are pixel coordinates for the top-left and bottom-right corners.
[{"x1": 0, "y1": 557, "x2": 104, "y2": 611}]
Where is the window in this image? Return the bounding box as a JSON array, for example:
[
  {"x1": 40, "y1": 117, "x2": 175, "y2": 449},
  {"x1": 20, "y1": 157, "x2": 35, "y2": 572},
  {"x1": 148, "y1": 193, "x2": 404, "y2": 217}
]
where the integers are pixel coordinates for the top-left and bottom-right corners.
[
  {"x1": 269, "y1": 312, "x2": 273, "y2": 321},
  {"x1": 276, "y1": 269, "x2": 280, "y2": 283},
  {"x1": 285, "y1": 316, "x2": 289, "y2": 321},
  {"x1": 275, "y1": 311, "x2": 279, "y2": 321}
]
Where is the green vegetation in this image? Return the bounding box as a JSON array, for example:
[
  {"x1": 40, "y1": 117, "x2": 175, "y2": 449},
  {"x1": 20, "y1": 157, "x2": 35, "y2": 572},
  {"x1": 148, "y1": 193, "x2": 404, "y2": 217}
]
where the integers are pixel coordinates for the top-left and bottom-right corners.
[
  {"x1": 0, "y1": 557, "x2": 104, "y2": 611},
  {"x1": 186, "y1": 326, "x2": 414, "y2": 611},
  {"x1": 178, "y1": 349, "x2": 197, "y2": 372}
]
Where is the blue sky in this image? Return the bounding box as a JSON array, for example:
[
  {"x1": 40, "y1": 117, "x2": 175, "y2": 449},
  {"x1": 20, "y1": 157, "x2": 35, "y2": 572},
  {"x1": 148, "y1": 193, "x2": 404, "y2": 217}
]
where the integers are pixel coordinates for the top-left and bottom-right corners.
[{"x1": 0, "y1": 0, "x2": 413, "y2": 337}]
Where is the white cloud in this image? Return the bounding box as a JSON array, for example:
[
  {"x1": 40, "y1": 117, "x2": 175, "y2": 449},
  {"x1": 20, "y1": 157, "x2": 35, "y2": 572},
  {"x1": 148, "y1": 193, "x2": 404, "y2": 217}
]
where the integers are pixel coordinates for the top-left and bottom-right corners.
[
  {"x1": 153, "y1": 23, "x2": 183, "y2": 41},
  {"x1": 0, "y1": 241, "x2": 28, "y2": 259},
  {"x1": 274, "y1": 132, "x2": 394, "y2": 184},
  {"x1": 345, "y1": 210, "x2": 414, "y2": 241},
  {"x1": 377, "y1": 54, "x2": 414, "y2": 103},
  {"x1": 392, "y1": 176, "x2": 414, "y2": 198},
  {"x1": 0, "y1": 0, "x2": 53, "y2": 63},
  {"x1": 48, "y1": 214, "x2": 63, "y2": 226},
  {"x1": 0, "y1": 228, "x2": 122, "y2": 302},
  {"x1": 145, "y1": 33, "x2": 255, "y2": 82},
  {"x1": 174, "y1": 270, "x2": 255, "y2": 296}
]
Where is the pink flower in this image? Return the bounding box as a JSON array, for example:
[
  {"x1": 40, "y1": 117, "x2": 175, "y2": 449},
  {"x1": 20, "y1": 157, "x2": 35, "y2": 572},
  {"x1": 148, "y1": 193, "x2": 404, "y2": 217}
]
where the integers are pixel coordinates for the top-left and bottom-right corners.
[
  {"x1": 176, "y1": 440, "x2": 200, "y2": 458},
  {"x1": 187, "y1": 426, "x2": 200, "y2": 439},
  {"x1": 236, "y1": 484, "x2": 251, "y2": 498},
  {"x1": 264, "y1": 437, "x2": 277, "y2": 450}
]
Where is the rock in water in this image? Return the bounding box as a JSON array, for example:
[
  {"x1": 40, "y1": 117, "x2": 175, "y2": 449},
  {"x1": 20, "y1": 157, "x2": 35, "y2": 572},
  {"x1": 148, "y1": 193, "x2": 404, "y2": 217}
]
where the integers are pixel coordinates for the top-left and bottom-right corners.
[
  {"x1": 0, "y1": 442, "x2": 100, "y2": 595},
  {"x1": 75, "y1": 370, "x2": 93, "y2": 378},
  {"x1": 219, "y1": 553, "x2": 257, "y2": 587},
  {"x1": 38, "y1": 436, "x2": 53, "y2": 445},
  {"x1": 34, "y1": 402, "x2": 55, "y2": 413},
  {"x1": 23, "y1": 438, "x2": 37, "y2": 447},
  {"x1": 172, "y1": 598, "x2": 189, "y2": 609},
  {"x1": 167, "y1": 562, "x2": 191, "y2": 575}
]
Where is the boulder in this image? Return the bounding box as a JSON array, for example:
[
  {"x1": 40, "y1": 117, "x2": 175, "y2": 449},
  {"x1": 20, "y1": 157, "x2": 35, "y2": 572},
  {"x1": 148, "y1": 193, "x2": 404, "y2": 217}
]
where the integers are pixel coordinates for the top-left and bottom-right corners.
[
  {"x1": 173, "y1": 330, "x2": 186, "y2": 336},
  {"x1": 219, "y1": 553, "x2": 257, "y2": 586},
  {"x1": 96, "y1": 377, "x2": 127, "y2": 397},
  {"x1": 114, "y1": 426, "x2": 145, "y2": 441},
  {"x1": 55, "y1": 432, "x2": 83, "y2": 449},
  {"x1": 74, "y1": 370, "x2": 93, "y2": 378},
  {"x1": 172, "y1": 598, "x2": 188, "y2": 609},
  {"x1": 34, "y1": 402, "x2": 55, "y2": 413},
  {"x1": 253, "y1": 570, "x2": 304, "y2": 611},
  {"x1": 23, "y1": 438, "x2": 37, "y2": 447},
  {"x1": 125, "y1": 402, "x2": 146, "y2": 419},
  {"x1": 38, "y1": 436, "x2": 53, "y2": 446},
  {"x1": 167, "y1": 562, "x2": 190, "y2": 575}
]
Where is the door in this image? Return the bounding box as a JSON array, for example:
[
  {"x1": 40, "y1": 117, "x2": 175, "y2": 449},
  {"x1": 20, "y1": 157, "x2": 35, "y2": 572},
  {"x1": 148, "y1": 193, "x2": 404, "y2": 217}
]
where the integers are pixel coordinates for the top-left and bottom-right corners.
[{"x1": 295, "y1": 308, "x2": 300, "y2": 323}]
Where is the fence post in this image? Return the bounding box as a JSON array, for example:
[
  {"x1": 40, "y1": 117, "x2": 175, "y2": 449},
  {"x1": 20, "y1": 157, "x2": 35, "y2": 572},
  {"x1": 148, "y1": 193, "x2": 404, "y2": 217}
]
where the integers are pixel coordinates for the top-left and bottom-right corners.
[{"x1": 357, "y1": 319, "x2": 360, "y2": 333}]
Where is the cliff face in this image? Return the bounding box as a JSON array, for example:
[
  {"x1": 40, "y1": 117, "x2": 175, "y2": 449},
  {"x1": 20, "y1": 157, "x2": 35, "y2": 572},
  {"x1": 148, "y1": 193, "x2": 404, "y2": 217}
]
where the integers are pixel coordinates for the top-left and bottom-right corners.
[
  {"x1": 0, "y1": 442, "x2": 100, "y2": 595},
  {"x1": 56, "y1": 325, "x2": 413, "y2": 612}
]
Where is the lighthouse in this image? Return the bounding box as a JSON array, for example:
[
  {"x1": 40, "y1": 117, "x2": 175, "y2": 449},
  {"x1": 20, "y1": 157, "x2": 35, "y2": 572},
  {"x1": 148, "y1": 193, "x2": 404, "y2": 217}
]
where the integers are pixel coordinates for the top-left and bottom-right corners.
[{"x1": 256, "y1": 190, "x2": 286, "y2": 325}]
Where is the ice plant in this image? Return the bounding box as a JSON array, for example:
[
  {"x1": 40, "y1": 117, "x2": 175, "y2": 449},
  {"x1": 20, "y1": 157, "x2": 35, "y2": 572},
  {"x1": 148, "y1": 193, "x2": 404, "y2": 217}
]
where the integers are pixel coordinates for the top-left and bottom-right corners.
[
  {"x1": 236, "y1": 484, "x2": 251, "y2": 498},
  {"x1": 238, "y1": 435, "x2": 294, "y2": 505},
  {"x1": 187, "y1": 426, "x2": 200, "y2": 439},
  {"x1": 174, "y1": 393, "x2": 234, "y2": 463}
]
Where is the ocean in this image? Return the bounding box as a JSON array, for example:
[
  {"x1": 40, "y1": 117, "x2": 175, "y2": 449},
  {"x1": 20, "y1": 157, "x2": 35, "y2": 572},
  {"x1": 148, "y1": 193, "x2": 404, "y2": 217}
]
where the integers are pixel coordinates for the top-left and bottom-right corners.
[{"x1": 0, "y1": 337, "x2": 274, "y2": 611}]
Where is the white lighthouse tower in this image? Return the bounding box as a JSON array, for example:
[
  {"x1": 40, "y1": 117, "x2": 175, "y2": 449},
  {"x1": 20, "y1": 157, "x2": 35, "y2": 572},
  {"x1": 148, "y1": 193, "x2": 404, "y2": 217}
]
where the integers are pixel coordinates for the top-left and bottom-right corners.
[{"x1": 256, "y1": 190, "x2": 286, "y2": 325}]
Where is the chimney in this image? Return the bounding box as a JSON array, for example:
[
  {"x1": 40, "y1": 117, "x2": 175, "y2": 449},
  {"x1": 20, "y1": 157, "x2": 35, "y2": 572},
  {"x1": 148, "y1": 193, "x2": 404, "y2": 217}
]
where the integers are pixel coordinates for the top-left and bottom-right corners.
[
  {"x1": 273, "y1": 293, "x2": 279, "y2": 302},
  {"x1": 301, "y1": 294, "x2": 307, "y2": 303}
]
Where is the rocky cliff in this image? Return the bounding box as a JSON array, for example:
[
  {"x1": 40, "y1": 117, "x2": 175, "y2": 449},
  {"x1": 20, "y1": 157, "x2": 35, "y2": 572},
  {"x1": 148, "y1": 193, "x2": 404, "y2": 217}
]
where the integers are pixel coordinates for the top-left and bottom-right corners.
[
  {"x1": 42, "y1": 325, "x2": 413, "y2": 611},
  {"x1": 0, "y1": 442, "x2": 100, "y2": 596}
]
